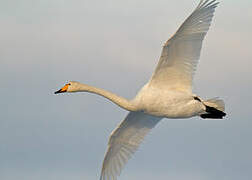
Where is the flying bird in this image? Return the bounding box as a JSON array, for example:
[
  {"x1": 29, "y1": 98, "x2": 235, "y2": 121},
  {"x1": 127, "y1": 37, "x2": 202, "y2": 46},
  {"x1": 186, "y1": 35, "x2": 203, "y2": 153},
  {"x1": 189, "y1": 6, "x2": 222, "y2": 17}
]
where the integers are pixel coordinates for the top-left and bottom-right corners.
[{"x1": 55, "y1": 0, "x2": 226, "y2": 179}]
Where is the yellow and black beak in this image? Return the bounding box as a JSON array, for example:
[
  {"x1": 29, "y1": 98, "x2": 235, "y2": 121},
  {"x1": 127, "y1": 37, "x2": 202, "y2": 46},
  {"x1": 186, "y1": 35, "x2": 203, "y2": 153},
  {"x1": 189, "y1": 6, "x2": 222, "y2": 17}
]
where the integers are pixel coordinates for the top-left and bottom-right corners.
[{"x1": 54, "y1": 84, "x2": 69, "y2": 94}]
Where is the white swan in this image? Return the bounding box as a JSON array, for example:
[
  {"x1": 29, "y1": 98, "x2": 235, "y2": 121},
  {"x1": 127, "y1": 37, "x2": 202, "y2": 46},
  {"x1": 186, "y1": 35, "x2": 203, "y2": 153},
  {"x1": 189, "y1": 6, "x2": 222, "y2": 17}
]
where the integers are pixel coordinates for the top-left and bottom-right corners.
[{"x1": 55, "y1": 0, "x2": 226, "y2": 179}]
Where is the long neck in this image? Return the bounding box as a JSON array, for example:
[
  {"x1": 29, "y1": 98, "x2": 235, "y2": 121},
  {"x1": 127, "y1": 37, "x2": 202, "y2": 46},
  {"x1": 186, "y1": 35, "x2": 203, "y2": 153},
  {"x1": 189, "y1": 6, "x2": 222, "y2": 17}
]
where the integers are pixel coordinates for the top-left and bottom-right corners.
[{"x1": 75, "y1": 83, "x2": 138, "y2": 111}]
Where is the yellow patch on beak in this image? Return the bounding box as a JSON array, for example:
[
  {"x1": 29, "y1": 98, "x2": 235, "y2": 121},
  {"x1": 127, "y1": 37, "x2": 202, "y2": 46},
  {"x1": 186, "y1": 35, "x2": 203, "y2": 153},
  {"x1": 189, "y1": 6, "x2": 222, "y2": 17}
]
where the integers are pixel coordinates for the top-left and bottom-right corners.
[
  {"x1": 61, "y1": 84, "x2": 69, "y2": 92},
  {"x1": 54, "y1": 83, "x2": 70, "y2": 94}
]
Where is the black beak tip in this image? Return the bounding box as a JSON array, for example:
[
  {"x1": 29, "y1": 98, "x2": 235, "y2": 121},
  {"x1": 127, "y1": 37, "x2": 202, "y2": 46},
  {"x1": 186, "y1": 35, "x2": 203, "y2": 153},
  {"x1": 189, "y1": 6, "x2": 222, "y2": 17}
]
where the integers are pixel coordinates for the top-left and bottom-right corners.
[{"x1": 54, "y1": 89, "x2": 62, "y2": 94}]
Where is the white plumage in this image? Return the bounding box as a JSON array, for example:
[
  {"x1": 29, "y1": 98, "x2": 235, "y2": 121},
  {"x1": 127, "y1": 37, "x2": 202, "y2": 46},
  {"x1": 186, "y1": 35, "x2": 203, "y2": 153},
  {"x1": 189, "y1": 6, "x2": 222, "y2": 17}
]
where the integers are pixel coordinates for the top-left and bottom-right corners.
[
  {"x1": 100, "y1": 112, "x2": 161, "y2": 180},
  {"x1": 150, "y1": 0, "x2": 219, "y2": 92},
  {"x1": 55, "y1": 1, "x2": 226, "y2": 180}
]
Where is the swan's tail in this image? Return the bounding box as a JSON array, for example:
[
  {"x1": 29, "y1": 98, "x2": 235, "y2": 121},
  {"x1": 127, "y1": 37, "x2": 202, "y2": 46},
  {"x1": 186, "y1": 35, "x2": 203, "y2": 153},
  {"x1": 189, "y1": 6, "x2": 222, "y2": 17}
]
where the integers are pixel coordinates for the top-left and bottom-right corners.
[{"x1": 200, "y1": 98, "x2": 226, "y2": 119}]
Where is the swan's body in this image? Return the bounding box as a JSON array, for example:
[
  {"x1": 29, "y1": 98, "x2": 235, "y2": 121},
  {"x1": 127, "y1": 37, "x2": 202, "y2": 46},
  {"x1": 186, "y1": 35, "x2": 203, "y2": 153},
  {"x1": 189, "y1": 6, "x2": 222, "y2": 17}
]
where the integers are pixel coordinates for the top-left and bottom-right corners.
[
  {"x1": 133, "y1": 83, "x2": 205, "y2": 118},
  {"x1": 55, "y1": 1, "x2": 226, "y2": 179}
]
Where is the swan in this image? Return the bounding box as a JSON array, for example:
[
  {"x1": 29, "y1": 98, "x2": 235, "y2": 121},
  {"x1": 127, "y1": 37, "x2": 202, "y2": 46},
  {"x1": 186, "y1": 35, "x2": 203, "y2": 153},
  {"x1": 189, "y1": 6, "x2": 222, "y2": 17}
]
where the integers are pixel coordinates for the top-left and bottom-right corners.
[{"x1": 54, "y1": 0, "x2": 226, "y2": 179}]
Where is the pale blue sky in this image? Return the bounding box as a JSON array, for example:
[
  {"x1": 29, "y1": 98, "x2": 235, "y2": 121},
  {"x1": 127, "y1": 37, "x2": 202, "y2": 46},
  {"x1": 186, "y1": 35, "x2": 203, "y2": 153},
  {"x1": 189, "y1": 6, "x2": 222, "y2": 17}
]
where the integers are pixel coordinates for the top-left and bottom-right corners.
[{"x1": 1, "y1": 0, "x2": 252, "y2": 180}]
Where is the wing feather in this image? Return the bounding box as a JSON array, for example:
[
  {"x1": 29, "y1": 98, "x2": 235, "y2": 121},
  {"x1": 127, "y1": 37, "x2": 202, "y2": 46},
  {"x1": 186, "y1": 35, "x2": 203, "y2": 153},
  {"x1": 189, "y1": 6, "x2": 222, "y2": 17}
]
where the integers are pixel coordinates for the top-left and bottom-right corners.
[
  {"x1": 100, "y1": 112, "x2": 162, "y2": 180},
  {"x1": 150, "y1": 0, "x2": 219, "y2": 92}
]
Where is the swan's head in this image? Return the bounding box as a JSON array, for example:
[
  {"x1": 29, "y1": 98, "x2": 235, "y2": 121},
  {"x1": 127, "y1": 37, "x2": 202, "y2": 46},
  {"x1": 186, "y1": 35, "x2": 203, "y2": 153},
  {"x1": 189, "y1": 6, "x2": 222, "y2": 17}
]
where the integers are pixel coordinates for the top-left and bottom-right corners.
[{"x1": 54, "y1": 81, "x2": 81, "y2": 94}]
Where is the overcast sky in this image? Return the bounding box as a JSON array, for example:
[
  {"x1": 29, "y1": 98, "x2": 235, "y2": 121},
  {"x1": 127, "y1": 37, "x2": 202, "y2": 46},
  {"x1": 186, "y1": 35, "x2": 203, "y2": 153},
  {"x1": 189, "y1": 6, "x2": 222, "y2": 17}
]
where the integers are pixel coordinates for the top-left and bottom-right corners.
[{"x1": 1, "y1": 0, "x2": 252, "y2": 180}]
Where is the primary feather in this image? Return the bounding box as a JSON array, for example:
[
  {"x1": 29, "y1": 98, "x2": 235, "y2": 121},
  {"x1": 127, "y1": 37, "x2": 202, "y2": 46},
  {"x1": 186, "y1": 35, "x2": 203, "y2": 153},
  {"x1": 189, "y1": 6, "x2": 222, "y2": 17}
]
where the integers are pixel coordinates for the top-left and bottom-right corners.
[
  {"x1": 100, "y1": 112, "x2": 162, "y2": 180},
  {"x1": 150, "y1": 0, "x2": 219, "y2": 92}
]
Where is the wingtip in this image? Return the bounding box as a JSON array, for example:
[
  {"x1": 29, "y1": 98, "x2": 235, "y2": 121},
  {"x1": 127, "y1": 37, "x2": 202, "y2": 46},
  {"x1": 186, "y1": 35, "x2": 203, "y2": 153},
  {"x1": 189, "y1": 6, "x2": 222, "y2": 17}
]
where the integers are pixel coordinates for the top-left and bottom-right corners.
[{"x1": 198, "y1": 0, "x2": 220, "y2": 9}]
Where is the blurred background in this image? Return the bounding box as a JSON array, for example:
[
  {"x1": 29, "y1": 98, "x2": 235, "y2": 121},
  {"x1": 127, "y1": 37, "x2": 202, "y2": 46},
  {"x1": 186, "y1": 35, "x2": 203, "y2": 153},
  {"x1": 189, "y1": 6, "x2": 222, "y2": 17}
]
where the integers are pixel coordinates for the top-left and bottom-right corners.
[{"x1": 1, "y1": 0, "x2": 251, "y2": 179}]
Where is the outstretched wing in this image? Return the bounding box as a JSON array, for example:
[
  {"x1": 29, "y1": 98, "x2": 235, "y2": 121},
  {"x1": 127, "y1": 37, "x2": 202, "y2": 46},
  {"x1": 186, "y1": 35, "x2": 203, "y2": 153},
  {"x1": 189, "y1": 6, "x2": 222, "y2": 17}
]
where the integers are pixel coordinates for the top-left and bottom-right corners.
[
  {"x1": 150, "y1": 0, "x2": 219, "y2": 93},
  {"x1": 100, "y1": 112, "x2": 162, "y2": 180}
]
